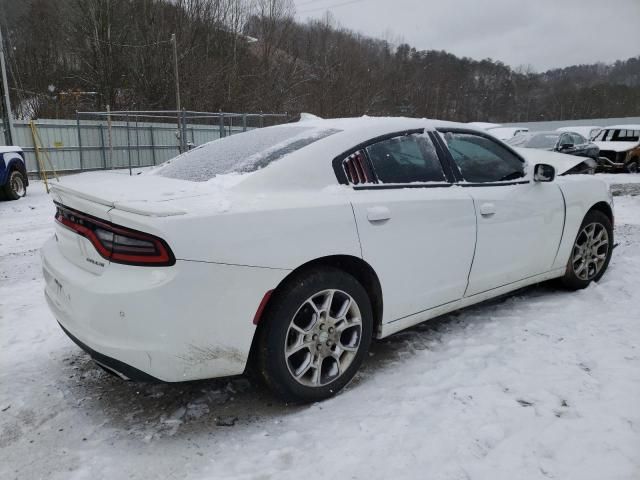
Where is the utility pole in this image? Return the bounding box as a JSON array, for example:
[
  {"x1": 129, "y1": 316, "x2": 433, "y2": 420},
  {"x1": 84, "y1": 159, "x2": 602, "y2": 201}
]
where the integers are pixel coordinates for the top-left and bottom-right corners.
[
  {"x1": 171, "y1": 33, "x2": 184, "y2": 153},
  {"x1": 0, "y1": 26, "x2": 15, "y2": 146}
]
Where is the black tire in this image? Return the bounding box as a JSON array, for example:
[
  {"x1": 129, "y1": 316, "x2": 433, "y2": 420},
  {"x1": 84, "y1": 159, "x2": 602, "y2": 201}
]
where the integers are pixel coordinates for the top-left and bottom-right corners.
[
  {"x1": 256, "y1": 266, "x2": 373, "y2": 403},
  {"x1": 2, "y1": 170, "x2": 27, "y2": 200},
  {"x1": 561, "y1": 209, "x2": 613, "y2": 290},
  {"x1": 626, "y1": 158, "x2": 639, "y2": 174}
]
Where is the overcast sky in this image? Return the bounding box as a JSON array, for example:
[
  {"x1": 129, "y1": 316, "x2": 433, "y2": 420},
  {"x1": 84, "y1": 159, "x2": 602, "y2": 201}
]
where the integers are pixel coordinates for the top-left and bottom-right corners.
[{"x1": 292, "y1": 0, "x2": 640, "y2": 71}]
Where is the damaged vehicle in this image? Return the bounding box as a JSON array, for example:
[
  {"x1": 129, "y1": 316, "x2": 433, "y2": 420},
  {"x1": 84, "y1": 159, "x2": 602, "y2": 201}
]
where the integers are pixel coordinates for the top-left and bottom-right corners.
[
  {"x1": 42, "y1": 117, "x2": 614, "y2": 402},
  {"x1": 506, "y1": 131, "x2": 598, "y2": 174},
  {"x1": 592, "y1": 125, "x2": 640, "y2": 173}
]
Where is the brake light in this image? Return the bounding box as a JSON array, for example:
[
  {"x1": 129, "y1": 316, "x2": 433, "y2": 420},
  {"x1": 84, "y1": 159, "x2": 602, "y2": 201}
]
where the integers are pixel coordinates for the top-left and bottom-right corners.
[{"x1": 54, "y1": 202, "x2": 175, "y2": 266}]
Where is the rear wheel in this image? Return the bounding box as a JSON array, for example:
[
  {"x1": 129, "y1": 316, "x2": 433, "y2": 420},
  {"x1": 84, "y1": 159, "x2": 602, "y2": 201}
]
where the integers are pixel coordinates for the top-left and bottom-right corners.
[
  {"x1": 561, "y1": 210, "x2": 613, "y2": 290},
  {"x1": 2, "y1": 170, "x2": 27, "y2": 200},
  {"x1": 256, "y1": 267, "x2": 373, "y2": 403}
]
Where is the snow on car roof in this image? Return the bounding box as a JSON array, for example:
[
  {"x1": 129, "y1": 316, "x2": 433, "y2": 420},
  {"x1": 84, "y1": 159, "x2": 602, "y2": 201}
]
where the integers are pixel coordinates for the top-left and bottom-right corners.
[{"x1": 296, "y1": 115, "x2": 463, "y2": 132}]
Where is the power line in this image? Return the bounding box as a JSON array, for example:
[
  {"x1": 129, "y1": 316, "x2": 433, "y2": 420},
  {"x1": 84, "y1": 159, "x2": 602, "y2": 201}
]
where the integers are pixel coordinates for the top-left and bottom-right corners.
[{"x1": 298, "y1": 0, "x2": 371, "y2": 14}]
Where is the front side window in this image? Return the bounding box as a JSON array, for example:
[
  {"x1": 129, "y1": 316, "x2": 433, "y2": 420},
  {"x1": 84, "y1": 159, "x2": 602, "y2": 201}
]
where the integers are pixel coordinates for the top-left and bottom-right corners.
[
  {"x1": 570, "y1": 133, "x2": 586, "y2": 145},
  {"x1": 442, "y1": 131, "x2": 525, "y2": 183},
  {"x1": 559, "y1": 133, "x2": 574, "y2": 147},
  {"x1": 363, "y1": 133, "x2": 445, "y2": 184}
]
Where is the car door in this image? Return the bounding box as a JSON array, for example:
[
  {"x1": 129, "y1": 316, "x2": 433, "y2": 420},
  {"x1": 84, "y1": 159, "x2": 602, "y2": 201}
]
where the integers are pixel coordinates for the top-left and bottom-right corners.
[
  {"x1": 339, "y1": 131, "x2": 477, "y2": 323},
  {"x1": 570, "y1": 133, "x2": 596, "y2": 158},
  {"x1": 438, "y1": 129, "x2": 565, "y2": 297}
]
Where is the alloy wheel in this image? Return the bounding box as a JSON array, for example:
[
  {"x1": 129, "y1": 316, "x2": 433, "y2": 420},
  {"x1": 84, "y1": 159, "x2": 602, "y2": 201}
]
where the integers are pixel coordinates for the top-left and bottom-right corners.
[
  {"x1": 284, "y1": 289, "x2": 362, "y2": 387},
  {"x1": 572, "y1": 222, "x2": 609, "y2": 281}
]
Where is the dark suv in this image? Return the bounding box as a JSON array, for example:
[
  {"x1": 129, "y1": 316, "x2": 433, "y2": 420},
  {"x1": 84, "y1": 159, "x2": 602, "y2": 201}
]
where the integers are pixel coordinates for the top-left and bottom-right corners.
[{"x1": 0, "y1": 146, "x2": 28, "y2": 200}]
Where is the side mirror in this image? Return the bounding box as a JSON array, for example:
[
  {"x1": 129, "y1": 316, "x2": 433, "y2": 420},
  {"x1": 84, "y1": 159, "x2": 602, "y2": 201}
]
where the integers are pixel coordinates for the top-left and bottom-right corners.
[
  {"x1": 534, "y1": 163, "x2": 555, "y2": 182},
  {"x1": 559, "y1": 143, "x2": 574, "y2": 151}
]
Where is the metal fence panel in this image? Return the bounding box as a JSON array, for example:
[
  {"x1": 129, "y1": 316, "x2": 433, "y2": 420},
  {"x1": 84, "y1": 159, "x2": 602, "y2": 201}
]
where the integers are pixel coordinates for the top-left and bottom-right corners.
[{"x1": 5, "y1": 111, "x2": 287, "y2": 174}]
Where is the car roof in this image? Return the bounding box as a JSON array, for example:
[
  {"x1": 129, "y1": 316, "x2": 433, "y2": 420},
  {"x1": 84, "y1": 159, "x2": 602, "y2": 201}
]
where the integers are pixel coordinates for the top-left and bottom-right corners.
[
  {"x1": 602, "y1": 125, "x2": 640, "y2": 130},
  {"x1": 296, "y1": 115, "x2": 464, "y2": 132},
  {"x1": 235, "y1": 116, "x2": 475, "y2": 192}
]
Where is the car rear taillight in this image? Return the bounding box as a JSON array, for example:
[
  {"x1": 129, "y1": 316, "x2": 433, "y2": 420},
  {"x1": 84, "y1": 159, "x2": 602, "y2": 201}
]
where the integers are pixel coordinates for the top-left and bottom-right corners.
[{"x1": 54, "y1": 202, "x2": 175, "y2": 266}]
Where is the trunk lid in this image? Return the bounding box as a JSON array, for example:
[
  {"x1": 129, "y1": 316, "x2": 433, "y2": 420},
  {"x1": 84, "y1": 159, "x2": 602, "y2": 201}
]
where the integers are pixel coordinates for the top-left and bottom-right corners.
[{"x1": 51, "y1": 172, "x2": 205, "y2": 217}]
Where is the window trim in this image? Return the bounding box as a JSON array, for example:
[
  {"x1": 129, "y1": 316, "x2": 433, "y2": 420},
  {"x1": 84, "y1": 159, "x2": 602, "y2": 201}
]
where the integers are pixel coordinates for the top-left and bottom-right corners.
[
  {"x1": 435, "y1": 127, "x2": 530, "y2": 186},
  {"x1": 332, "y1": 129, "x2": 453, "y2": 188}
]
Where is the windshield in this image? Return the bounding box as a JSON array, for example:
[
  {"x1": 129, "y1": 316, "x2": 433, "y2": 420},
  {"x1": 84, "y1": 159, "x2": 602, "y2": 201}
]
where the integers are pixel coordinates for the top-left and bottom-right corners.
[
  {"x1": 153, "y1": 126, "x2": 340, "y2": 182},
  {"x1": 593, "y1": 128, "x2": 640, "y2": 142}
]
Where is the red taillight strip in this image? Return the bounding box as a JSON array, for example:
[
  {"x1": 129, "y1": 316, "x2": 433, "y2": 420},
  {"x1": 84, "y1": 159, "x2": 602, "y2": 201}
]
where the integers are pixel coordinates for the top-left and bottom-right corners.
[
  {"x1": 54, "y1": 202, "x2": 175, "y2": 266},
  {"x1": 56, "y1": 214, "x2": 112, "y2": 258}
]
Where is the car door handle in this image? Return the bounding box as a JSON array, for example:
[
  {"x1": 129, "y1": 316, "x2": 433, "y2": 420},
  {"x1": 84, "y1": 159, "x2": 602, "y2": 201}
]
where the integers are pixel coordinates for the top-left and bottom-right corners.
[
  {"x1": 367, "y1": 206, "x2": 391, "y2": 222},
  {"x1": 479, "y1": 203, "x2": 496, "y2": 216}
]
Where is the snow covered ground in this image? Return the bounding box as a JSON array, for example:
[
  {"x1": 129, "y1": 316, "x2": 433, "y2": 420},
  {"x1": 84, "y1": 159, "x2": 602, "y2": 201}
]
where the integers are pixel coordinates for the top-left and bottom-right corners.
[{"x1": 1, "y1": 173, "x2": 639, "y2": 479}]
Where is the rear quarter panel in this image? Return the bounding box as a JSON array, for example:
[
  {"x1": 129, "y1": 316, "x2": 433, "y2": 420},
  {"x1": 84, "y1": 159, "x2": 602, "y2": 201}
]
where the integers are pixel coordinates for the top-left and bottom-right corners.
[
  {"x1": 108, "y1": 190, "x2": 362, "y2": 269},
  {"x1": 552, "y1": 176, "x2": 612, "y2": 271}
]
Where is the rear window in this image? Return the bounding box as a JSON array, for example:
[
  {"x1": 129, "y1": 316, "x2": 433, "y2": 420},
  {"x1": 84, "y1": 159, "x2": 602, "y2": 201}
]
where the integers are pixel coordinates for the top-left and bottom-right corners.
[
  {"x1": 508, "y1": 133, "x2": 559, "y2": 149},
  {"x1": 153, "y1": 126, "x2": 340, "y2": 182}
]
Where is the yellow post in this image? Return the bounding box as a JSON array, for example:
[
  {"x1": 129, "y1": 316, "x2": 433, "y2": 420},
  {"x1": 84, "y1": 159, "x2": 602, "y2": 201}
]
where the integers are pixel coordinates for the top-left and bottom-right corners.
[
  {"x1": 29, "y1": 120, "x2": 49, "y2": 193},
  {"x1": 34, "y1": 124, "x2": 59, "y2": 182}
]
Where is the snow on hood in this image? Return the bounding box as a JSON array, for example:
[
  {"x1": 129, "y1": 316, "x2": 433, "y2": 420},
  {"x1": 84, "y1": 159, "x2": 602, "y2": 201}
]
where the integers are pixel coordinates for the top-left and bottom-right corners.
[
  {"x1": 593, "y1": 141, "x2": 639, "y2": 152},
  {"x1": 52, "y1": 171, "x2": 246, "y2": 217},
  {"x1": 513, "y1": 147, "x2": 587, "y2": 175}
]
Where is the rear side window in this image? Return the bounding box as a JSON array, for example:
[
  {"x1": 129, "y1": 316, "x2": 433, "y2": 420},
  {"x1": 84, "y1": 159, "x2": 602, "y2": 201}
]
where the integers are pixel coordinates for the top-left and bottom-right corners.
[
  {"x1": 154, "y1": 126, "x2": 340, "y2": 182},
  {"x1": 593, "y1": 129, "x2": 640, "y2": 142},
  {"x1": 361, "y1": 133, "x2": 445, "y2": 184},
  {"x1": 443, "y1": 132, "x2": 525, "y2": 183}
]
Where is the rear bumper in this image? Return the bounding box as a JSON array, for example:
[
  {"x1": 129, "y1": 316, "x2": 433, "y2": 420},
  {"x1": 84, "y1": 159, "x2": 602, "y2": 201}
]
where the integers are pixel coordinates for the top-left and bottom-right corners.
[
  {"x1": 42, "y1": 237, "x2": 288, "y2": 382},
  {"x1": 57, "y1": 322, "x2": 159, "y2": 381}
]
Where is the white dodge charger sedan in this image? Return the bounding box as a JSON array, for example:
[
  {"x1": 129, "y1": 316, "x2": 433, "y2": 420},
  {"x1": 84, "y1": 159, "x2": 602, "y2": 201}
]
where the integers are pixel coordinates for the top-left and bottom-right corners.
[{"x1": 42, "y1": 116, "x2": 614, "y2": 402}]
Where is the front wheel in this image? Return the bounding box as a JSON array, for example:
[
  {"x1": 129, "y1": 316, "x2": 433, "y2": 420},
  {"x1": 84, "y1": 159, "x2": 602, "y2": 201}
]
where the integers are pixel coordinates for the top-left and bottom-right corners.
[
  {"x1": 256, "y1": 267, "x2": 373, "y2": 403},
  {"x1": 561, "y1": 210, "x2": 613, "y2": 290},
  {"x1": 2, "y1": 170, "x2": 27, "y2": 200},
  {"x1": 626, "y1": 158, "x2": 639, "y2": 174}
]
